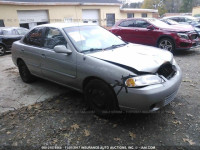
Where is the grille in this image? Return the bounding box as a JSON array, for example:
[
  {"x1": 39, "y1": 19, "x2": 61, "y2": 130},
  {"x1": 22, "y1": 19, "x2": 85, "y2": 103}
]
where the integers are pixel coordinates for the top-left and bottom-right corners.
[{"x1": 157, "y1": 63, "x2": 176, "y2": 79}]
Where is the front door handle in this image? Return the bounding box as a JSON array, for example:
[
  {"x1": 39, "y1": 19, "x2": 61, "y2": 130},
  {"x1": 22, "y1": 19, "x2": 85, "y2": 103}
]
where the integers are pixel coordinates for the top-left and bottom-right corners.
[{"x1": 41, "y1": 54, "x2": 46, "y2": 58}]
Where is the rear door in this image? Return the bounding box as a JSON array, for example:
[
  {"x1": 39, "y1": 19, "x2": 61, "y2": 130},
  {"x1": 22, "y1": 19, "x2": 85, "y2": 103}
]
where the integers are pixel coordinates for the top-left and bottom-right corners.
[
  {"x1": 40, "y1": 27, "x2": 77, "y2": 85},
  {"x1": 117, "y1": 19, "x2": 138, "y2": 43},
  {"x1": 21, "y1": 27, "x2": 44, "y2": 76}
]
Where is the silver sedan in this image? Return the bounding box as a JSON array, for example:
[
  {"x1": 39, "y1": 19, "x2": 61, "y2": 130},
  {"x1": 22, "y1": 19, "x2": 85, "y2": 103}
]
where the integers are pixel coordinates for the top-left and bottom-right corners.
[{"x1": 12, "y1": 23, "x2": 182, "y2": 115}]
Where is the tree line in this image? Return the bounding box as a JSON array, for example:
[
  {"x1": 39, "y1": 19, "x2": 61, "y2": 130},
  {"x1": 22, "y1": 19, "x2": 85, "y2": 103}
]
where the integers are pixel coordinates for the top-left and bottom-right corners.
[{"x1": 122, "y1": 0, "x2": 200, "y2": 16}]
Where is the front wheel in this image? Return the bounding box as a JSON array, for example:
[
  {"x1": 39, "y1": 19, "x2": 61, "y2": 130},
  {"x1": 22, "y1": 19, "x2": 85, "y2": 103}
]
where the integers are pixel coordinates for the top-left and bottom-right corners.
[
  {"x1": 158, "y1": 38, "x2": 175, "y2": 53},
  {"x1": 18, "y1": 60, "x2": 36, "y2": 83},
  {"x1": 84, "y1": 79, "x2": 118, "y2": 116},
  {"x1": 0, "y1": 45, "x2": 6, "y2": 56}
]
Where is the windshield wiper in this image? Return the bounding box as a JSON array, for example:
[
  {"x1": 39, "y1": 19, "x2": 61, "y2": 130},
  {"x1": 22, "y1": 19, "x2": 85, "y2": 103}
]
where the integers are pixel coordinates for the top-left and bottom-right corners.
[
  {"x1": 81, "y1": 48, "x2": 102, "y2": 53},
  {"x1": 104, "y1": 43, "x2": 127, "y2": 50}
]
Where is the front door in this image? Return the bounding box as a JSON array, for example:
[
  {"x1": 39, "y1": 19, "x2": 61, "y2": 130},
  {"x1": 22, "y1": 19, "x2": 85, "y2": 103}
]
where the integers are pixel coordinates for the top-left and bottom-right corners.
[
  {"x1": 41, "y1": 27, "x2": 77, "y2": 85},
  {"x1": 132, "y1": 19, "x2": 155, "y2": 46},
  {"x1": 117, "y1": 19, "x2": 138, "y2": 43}
]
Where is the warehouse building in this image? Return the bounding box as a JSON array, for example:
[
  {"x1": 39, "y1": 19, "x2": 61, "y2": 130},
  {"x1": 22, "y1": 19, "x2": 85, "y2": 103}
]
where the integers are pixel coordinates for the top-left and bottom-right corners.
[{"x1": 0, "y1": 0, "x2": 158, "y2": 29}]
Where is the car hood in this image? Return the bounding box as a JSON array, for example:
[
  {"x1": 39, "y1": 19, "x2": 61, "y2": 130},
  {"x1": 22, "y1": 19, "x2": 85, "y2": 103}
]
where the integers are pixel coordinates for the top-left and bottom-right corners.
[
  {"x1": 160, "y1": 25, "x2": 194, "y2": 32},
  {"x1": 88, "y1": 43, "x2": 173, "y2": 73},
  {"x1": 170, "y1": 24, "x2": 194, "y2": 30}
]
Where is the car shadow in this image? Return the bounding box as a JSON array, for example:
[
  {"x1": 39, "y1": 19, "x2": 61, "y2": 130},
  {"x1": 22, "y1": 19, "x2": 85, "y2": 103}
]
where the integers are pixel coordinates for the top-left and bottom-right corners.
[
  {"x1": 45, "y1": 88, "x2": 175, "y2": 127},
  {"x1": 173, "y1": 49, "x2": 200, "y2": 57}
]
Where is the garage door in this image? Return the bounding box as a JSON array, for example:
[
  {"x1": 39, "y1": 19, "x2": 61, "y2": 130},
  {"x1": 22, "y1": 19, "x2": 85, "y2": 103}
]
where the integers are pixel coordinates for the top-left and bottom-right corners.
[
  {"x1": 17, "y1": 10, "x2": 49, "y2": 24},
  {"x1": 82, "y1": 9, "x2": 99, "y2": 25}
]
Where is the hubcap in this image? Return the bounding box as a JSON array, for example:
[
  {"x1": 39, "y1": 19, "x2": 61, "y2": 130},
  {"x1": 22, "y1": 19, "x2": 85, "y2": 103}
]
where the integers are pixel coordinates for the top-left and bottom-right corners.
[{"x1": 159, "y1": 40, "x2": 173, "y2": 51}]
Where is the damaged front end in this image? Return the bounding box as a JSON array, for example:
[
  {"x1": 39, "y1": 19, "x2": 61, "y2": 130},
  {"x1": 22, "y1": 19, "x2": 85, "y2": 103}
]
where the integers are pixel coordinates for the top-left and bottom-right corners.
[{"x1": 111, "y1": 60, "x2": 181, "y2": 112}]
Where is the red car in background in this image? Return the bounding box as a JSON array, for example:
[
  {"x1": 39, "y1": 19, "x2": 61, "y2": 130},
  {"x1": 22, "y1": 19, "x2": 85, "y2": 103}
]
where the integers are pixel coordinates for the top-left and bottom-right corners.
[{"x1": 109, "y1": 18, "x2": 200, "y2": 52}]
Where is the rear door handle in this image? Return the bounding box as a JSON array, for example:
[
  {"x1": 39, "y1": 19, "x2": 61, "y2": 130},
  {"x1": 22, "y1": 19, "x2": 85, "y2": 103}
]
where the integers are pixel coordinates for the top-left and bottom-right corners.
[{"x1": 21, "y1": 49, "x2": 24, "y2": 52}]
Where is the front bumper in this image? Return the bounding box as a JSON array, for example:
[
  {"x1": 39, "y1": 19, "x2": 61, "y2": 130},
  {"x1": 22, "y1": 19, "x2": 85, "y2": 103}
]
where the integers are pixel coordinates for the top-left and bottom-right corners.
[
  {"x1": 176, "y1": 38, "x2": 200, "y2": 50},
  {"x1": 114, "y1": 66, "x2": 182, "y2": 112}
]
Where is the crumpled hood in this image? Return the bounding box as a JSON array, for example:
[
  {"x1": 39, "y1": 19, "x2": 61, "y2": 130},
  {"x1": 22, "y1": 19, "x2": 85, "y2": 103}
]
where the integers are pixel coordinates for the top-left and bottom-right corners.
[{"x1": 88, "y1": 43, "x2": 173, "y2": 73}]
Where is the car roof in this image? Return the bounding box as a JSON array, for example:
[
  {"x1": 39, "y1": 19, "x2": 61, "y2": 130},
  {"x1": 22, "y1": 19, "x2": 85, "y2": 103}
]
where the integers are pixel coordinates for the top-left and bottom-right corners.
[
  {"x1": 120, "y1": 18, "x2": 157, "y2": 21},
  {"x1": 0, "y1": 27, "x2": 27, "y2": 30},
  {"x1": 118, "y1": 18, "x2": 157, "y2": 23},
  {"x1": 164, "y1": 16, "x2": 195, "y2": 19},
  {"x1": 36, "y1": 23, "x2": 97, "y2": 29}
]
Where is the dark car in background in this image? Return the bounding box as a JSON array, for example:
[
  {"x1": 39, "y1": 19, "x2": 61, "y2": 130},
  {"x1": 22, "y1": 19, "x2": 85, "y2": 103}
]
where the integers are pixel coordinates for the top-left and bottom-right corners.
[
  {"x1": 0, "y1": 27, "x2": 28, "y2": 56},
  {"x1": 109, "y1": 18, "x2": 200, "y2": 52}
]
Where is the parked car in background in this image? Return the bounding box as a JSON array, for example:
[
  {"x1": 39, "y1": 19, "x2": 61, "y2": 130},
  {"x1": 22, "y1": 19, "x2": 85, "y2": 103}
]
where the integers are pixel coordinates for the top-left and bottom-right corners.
[
  {"x1": 110, "y1": 18, "x2": 200, "y2": 52},
  {"x1": 163, "y1": 16, "x2": 200, "y2": 28},
  {"x1": 12, "y1": 23, "x2": 182, "y2": 115},
  {"x1": 0, "y1": 27, "x2": 28, "y2": 56},
  {"x1": 160, "y1": 18, "x2": 200, "y2": 35}
]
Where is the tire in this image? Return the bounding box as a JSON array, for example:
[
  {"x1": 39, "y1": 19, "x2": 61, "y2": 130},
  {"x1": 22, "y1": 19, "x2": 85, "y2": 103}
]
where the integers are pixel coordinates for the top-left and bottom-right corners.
[
  {"x1": 18, "y1": 60, "x2": 36, "y2": 83},
  {"x1": 158, "y1": 38, "x2": 175, "y2": 53},
  {"x1": 84, "y1": 79, "x2": 118, "y2": 116},
  {"x1": 0, "y1": 45, "x2": 6, "y2": 56}
]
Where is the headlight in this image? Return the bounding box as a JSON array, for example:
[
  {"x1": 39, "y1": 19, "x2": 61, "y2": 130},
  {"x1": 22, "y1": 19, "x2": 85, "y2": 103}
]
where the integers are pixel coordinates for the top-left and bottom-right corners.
[
  {"x1": 125, "y1": 75, "x2": 164, "y2": 87},
  {"x1": 177, "y1": 33, "x2": 189, "y2": 40}
]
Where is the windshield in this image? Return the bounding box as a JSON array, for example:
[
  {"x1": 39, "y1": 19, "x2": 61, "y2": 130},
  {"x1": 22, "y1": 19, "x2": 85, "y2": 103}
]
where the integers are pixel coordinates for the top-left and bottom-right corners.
[
  {"x1": 165, "y1": 19, "x2": 179, "y2": 25},
  {"x1": 16, "y1": 28, "x2": 28, "y2": 35},
  {"x1": 146, "y1": 18, "x2": 170, "y2": 28},
  {"x1": 186, "y1": 16, "x2": 199, "y2": 22},
  {"x1": 64, "y1": 26, "x2": 125, "y2": 53}
]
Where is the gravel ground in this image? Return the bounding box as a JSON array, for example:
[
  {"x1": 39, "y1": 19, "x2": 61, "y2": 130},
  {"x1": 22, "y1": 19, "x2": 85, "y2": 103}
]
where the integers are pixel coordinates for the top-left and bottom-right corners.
[{"x1": 0, "y1": 50, "x2": 200, "y2": 150}]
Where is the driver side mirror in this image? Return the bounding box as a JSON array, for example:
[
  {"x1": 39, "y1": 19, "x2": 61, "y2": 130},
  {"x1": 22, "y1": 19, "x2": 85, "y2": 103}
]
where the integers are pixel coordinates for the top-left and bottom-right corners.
[
  {"x1": 147, "y1": 25, "x2": 154, "y2": 30},
  {"x1": 54, "y1": 45, "x2": 72, "y2": 55}
]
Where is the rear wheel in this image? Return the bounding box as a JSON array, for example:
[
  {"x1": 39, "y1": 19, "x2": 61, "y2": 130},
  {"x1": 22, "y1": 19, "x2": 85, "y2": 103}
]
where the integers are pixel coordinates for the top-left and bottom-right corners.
[
  {"x1": 18, "y1": 60, "x2": 36, "y2": 83},
  {"x1": 158, "y1": 38, "x2": 175, "y2": 53},
  {"x1": 84, "y1": 79, "x2": 118, "y2": 116},
  {"x1": 0, "y1": 45, "x2": 6, "y2": 56}
]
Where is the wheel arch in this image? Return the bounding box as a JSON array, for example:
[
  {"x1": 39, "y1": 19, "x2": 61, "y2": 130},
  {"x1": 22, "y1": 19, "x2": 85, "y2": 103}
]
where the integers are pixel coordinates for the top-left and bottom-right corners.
[
  {"x1": 82, "y1": 76, "x2": 110, "y2": 90},
  {"x1": 0, "y1": 43, "x2": 6, "y2": 49},
  {"x1": 83, "y1": 76, "x2": 120, "y2": 110},
  {"x1": 156, "y1": 35, "x2": 176, "y2": 48},
  {"x1": 16, "y1": 58, "x2": 25, "y2": 66}
]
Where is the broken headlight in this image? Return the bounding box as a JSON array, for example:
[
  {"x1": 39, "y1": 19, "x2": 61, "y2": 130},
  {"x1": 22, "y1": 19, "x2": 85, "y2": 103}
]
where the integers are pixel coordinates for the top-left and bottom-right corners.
[{"x1": 125, "y1": 75, "x2": 164, "y2": 87}]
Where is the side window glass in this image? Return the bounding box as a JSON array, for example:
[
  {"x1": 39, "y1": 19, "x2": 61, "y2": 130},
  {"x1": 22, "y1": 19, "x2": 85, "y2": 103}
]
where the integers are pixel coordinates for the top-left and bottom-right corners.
[
  {"x1": 171, "y1": 18, "x2": 179, "y2": 22},
  {"x1": 119, "y1": 20, "x2": 135, "y2": 27},
  {"x1": 135, "y1": 20, "x2": 150, "y2": 28},
  {"x1": 179, "y1": 17, "x2": 185, "y2": 22},
  {"x1": 44, "y1": 28, "x2": 67, "y2": 49},
  {"x1": 24, "y1": 27, "x2": 43, "y2": 47}
]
